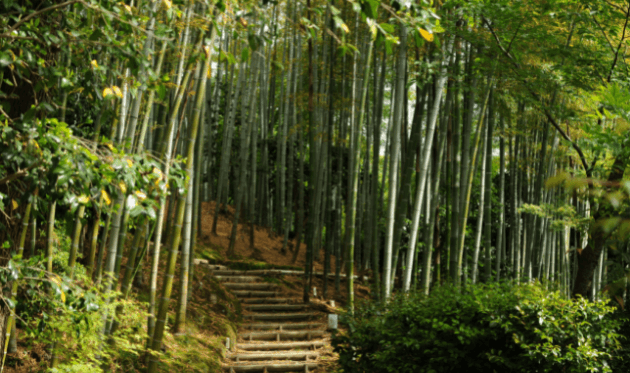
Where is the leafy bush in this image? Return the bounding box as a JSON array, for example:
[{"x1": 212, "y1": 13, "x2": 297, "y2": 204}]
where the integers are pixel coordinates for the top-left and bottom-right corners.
[
  {"x1": 332, "y1": 283, "x2": 622, "y2": 373},
  {"x1": 610, "y1": 310, "x2": 630, "y2": 372},
  {"x1": 1, "y1": 232, "x2": 148, "y2": 372}
]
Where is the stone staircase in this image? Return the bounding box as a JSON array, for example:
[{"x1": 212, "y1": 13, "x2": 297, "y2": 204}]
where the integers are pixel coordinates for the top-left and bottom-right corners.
[{"x1": 210, "y1": 268, "x2": 332, "y2": 373}]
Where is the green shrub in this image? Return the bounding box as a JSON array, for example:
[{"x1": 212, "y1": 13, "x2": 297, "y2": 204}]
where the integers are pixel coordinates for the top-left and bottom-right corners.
[
  {"x1": 610, "y1": 310, "x2": 630, "y2": 372},
  {"x1": 1, "y1": 238, "x2": 147, "y2": 372},
  {"x1": 332, "y1": 283, "x2": 622, "y2": 373}
]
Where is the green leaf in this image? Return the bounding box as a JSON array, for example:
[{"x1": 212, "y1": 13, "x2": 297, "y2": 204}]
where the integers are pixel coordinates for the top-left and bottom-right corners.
[
  {"x1": 248, "y1": 33, "x2": 260, "y2": 51},
  {"x1": 157, "y1": 84, "x2": 166, "y2": 101},
  {"x1": 0, "y1": 51, "x2": 12, "y2": 67},
  {"x1": 379, "y1": 23, "x2": 395, "y2": 34},
  {"x1": 360, "y1": 0, "x2": 379, "y2": 19},
  {"x1": 89, "y1": 29, "x2": 104, "y2": 41}
]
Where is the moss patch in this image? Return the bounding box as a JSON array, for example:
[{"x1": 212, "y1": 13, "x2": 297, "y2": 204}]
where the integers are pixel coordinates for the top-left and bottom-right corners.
[{"x1": 199, "y1": 245, "x2": 225, "y2": 263}]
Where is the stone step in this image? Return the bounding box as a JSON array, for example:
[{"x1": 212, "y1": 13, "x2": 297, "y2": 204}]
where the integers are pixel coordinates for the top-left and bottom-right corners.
[
  {"x1": 244, "y1": 304, "x2": 308, "y2": 312},
  {"x1": 211, "y1": 269, "x2": 368, "y2": 281},
  {"x1": 237, "y1": 341, "x2": 326, "y2": 351},
  {"x1": 244, "y1": 313, "x2": 319, "y2": 322},
  {"x1": 240, "y1": 298, "x2": 300, "y2": 304},
  {"x1": 229, "y1": 351, "x2": 318, "y2": 362},
  {"x1": 239, "y1": 330, "x2": 325, "y2": 342},
  {"x1": 214, "y1": 276, "x2": 263, "y2": 283},
  {"x1": 223, "y1": 283, "x2": 279, "y2": 291},
  {"x1": 233, "y1": 290, "x2": 280, "y2": 298},
  {"x1": 194, "y1": 260, "x2": 227, "y2": 270},
  {"x1": 223, "y1": 362, "x2": 319, "y2": 372},
  {"x1": 241, "y1": 322, "x2": 325, "y2": 331}
]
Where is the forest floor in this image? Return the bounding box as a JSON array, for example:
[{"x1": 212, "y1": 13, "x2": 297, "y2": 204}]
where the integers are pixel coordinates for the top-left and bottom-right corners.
[{"x1": 199, "y1": 201, "x2": 373, "y2": 306}]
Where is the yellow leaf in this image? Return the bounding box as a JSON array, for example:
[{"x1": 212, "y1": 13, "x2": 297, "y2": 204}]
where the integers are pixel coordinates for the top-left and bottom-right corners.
[
  {"x1": 101, "y1": 190, "x2": 111, "y2": 205},
  {"x1": 341, "y1": 23, "x2": 350, "y2": 34},
  {"x1": 126, "y1": 159, "x2": 133, "y2": 168},
  {"x1": 112, "y1": 86, "x2": 123, "y2": 98},
  {"x1": 152, "y1": 167, "x2": 163, "y2": 180},
  {"x1": 11, "y1": 199, "x2": 18, "y2": 210},
  {"x1": 105, "y1": 143, "x2": 114, "y2": 151},
  {"x1": 50, "y1": 275, "x2": 63, "y2": 287},
  {"x1": 91, "y1": 60, "x2": 98, "y2": 69},
  {"x1": 135, "y1": 190, "x2": 147, "y2": 201},
  {"x1": 78, "y1": 195, "x2": 90, "y2": 204},
  {"x1": 122, "y1": 4, "x2": 132, "y2": 13},
  {"x1": 419, "y1": 28, "x2": 434, "y2": 42},
  {"x1": 60, "y1": 291, "x2": 66, "y2": 303},
  {"x1": 162, "y1": 0, "x2": 172, "y2": 9},
  {"x1": 103, "y1": 87, "x2": 114, "y2": 98},
  {"x1": 367, "y1": 19, "x2": 377, "y2": 40},
  {"x1": 119, "y1": 182, "x2": 127, "y2": 194}
]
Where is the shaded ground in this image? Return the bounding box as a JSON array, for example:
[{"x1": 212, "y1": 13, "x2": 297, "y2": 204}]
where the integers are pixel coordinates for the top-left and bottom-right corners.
[{"x1": 199, "y1": 201, "x2": 372, "y2": 306}]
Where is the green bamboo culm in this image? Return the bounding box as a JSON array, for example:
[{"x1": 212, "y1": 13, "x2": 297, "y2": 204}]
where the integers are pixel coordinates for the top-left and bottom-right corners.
[
  {"x1": 86, "y1": 198, "x2": 103, "y2": 279},
  {"x1": 68, "y1": 204, "x2": 86, "y2": 279},
  {"x1": 46, "y1": 202, "x2": 56, "y2": 274},
  {"x1": 147, "y1": 46, "x2": 198, "y2": 347},
  {"x1": 147, "y1": 26, "x2": 214, "y2": 372},
  {"x1": 346, "y1": 34, "x2": 375, "y2": 313},
  {"x1": 46, "y1": 201, "x2": 60, "y2": 368},
  {"x1": 1, "y1": 198, "x2": 33, "y2": 371}
]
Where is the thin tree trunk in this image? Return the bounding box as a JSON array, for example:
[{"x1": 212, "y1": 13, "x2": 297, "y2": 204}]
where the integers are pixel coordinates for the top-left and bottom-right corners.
[
  {"x1": 401, "y1": 38, "x2": 454, "y2": 292},
  {"x1": 382, "y1": 26, "x2": 407, "y2": 300},
  {"x1": 483, "y1": 89, "x2": 494, "y2": 282},
  {"x1": 174, "y1": 170, "x2": 194, "y2": 334}
]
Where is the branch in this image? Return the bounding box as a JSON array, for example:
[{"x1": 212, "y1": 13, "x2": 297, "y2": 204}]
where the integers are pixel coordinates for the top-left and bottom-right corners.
[
  {"x1": 505, "y1": 19, "x2": 525, "y2": 55},
  {"x1": 325, "y1": 28, "x2": 342, "y2": 45},
  {"x1": 0, "y1": 106, "x2": 13, "y2": 123},
  {"x1": 0, "y1": 0, "x2": 173, "y2": 42},
  {"x1": 0, "y1": 162, "x2": 41, "y2": 185},
  {"x1": 603, "y1": 0, "x2": 627, "y2": 14},
  {"x1": 591, "y1": 15, "x2": 616, "y2": 54},
  {"x1": 482, "y1": 15, "x2": 592, "y2": 176},
  {"x1": 482, "y1": 16, "x2": 520, "y2": 67},
  {"x1": 606, "y1": 1, "x2": 630, "y2": 82},
  {"x1": 6, "y1": 0, "x2": 82, "y2": 34}
]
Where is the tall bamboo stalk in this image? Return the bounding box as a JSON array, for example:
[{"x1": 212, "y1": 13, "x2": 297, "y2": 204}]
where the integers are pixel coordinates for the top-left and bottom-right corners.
[{"x1": 147, "y1": 27, "x2": 214, "y2": 371}]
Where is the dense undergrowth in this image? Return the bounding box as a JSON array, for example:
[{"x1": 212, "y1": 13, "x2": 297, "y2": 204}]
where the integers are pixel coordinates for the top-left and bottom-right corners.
[
  {"x1": 4, "y1": 228, "x2": 240, "y2": 373},
  {"x1": 333, "y1": 283, "x2": 627, "y2": 373}
]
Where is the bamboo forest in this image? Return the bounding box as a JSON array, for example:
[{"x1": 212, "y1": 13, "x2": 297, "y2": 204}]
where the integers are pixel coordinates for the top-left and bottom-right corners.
[{"x1": 1, "y1": 0, "x2": 630, "y2": 371}]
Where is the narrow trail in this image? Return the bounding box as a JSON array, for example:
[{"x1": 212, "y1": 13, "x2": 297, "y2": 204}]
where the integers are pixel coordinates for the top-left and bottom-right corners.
[{"x1": 211, "y1": 266, "x2": 333, "y2": 373}]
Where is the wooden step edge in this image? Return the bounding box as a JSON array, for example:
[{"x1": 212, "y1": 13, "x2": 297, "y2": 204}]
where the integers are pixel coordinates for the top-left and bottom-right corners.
[
  {"x1": 210, "y1": 269, "x2": 369, "y2": 281},
  {"x1": 243, "y1": 313, "x2": 320, "y2": 321},
  {"x1": 236, "y1": 341, "x2": 326, "y2": 351},
  {"x1": 244, "y1": 305, "x2": 309, "y2": 310},
  {"x1": 239, "y1": 331, "x2": 325, "y2": 342},
  {"x1": 222, "y1": 362, "x2": 319, "y2": 372},
  {"x1": 241, "y1": 323, "x2": 325, "y2": 330},
  {"x1": 228, "y1": 351, "x2": 319, "y2": 362},
  {"x1": 239, "y1": 298, "x2": 302, "y2": 304}
]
